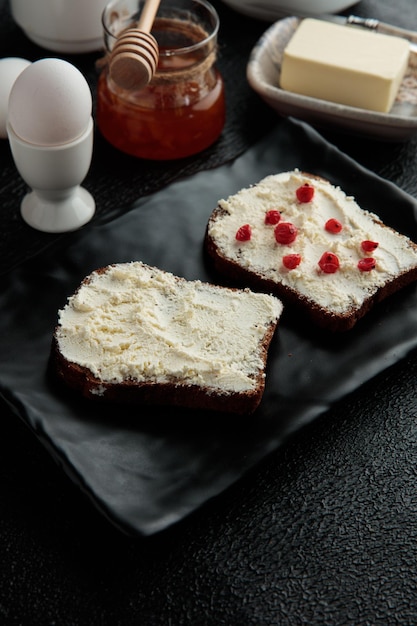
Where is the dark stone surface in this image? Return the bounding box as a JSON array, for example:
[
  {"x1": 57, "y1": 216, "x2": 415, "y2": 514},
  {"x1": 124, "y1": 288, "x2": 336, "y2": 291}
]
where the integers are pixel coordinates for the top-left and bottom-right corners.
[{"x1": 1, "y1": 0, "x2": 417, "y2": 624}]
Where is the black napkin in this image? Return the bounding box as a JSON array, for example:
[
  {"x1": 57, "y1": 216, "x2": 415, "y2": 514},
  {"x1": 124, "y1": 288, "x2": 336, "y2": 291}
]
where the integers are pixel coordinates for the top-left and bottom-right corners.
[{"x1": 1, "y1": 118, "x2": 417, "y2": 535}]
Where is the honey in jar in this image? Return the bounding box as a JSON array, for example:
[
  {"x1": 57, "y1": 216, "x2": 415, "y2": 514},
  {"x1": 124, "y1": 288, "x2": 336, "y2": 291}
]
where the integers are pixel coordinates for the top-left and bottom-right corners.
[{"x1": 97, "y1": 0, "x2": 226, "y2": 160}]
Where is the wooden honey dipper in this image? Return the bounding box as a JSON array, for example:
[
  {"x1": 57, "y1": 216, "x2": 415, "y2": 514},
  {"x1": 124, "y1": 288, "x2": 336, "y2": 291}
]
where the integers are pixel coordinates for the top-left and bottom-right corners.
[{"x1": 109, "y1": 0, "x2": 161, "y2": 91}]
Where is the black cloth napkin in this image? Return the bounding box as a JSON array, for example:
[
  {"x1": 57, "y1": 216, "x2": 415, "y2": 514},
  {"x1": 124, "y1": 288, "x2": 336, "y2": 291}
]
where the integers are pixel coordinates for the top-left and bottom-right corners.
[{"x1": 1, "y1": 118, "x2": 417, "y2": 535}]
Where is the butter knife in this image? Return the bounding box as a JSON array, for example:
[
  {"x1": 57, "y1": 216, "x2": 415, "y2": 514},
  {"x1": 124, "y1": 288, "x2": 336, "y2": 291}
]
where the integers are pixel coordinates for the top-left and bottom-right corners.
[
  {"x1": 246, "y1": 3, "x2": 417, "y2": 49},
  {"x1": 321, "y1": 14, "x2": 417, "y2": 48}
]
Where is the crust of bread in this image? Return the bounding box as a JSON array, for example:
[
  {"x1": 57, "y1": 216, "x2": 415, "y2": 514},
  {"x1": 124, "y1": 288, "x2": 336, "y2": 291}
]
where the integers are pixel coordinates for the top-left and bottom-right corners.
[
  {"x1": 51, "y1": 323, "x2": 276, "y2": 415},
  {"x1": 51, "y1": 265, "x2": 281, "y2": 415},
  {"x1": 204, "y1": 174, "x2": 417, "y2": 333}
]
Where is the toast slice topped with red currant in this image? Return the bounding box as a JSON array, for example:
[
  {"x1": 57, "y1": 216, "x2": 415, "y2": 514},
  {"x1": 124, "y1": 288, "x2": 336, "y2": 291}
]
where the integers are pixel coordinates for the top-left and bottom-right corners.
[{"x1": 205, "y1": 171, "x2": 417, "y2": 332}]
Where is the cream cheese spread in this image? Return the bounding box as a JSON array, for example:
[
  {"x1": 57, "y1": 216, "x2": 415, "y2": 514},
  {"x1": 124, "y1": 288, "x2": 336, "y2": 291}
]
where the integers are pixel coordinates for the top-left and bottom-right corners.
[
  {"x1": 56, "y1": 262, "x2": 283, "y2": 392},
  {"x1": 280, "y1": 18, "x2": 410, "y2": 113},
  {"x1": 208, "y1": 170, "x2": 417, "y2": 315}
]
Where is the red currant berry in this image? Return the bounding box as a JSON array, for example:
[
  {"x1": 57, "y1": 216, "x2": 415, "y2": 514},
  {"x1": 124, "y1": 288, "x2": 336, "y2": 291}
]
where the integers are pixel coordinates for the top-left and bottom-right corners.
[
  {"x1": 318, "y1": 251, "x2": 340, "y2": 274},
  {"x1": 235, "y1": 224, "x2": 252, "y2": 241},
  {"x1": 361, "y1": 240, "x2": 379, "y2": 253},
  {"x1": 265, "y1": 210, "x2": 281, "y2": 225},
  {"x1": 358, "y1": 257, "x2": 376, "y2": 271},
  {"x1": 296, "y1": 183, "x2": 315, "y2": 203},
  {"x1": 282, "y1": 253, "x2": 302, "y2": 269},
  {"x1": 325, "y1": 218, "x2": 343, "y2": 234},
  {"x1": 274, "y1": 222, "x2": 298, "y2": 245}
]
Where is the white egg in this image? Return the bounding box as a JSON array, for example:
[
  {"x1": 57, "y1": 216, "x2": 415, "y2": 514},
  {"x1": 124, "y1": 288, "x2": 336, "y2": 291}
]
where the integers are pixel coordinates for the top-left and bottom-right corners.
[
  {"x1": 0, "y1": 57, "x2": 31, "y2": 139},
  {"x1": 8, "y1": 58, "x2": 92, "y2": 146}
]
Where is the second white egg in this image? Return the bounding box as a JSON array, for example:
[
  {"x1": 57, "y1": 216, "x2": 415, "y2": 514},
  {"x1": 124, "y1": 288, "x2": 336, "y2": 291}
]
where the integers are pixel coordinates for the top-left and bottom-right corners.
[{"x1": 8, "y1": 58, "x2": 92, "y2": 146}]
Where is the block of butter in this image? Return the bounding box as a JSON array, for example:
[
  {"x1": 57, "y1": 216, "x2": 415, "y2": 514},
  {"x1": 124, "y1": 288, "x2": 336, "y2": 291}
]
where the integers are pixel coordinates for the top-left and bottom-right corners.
[{"x1": 280, "y1": 18, "x2": 410, "y2": 113}]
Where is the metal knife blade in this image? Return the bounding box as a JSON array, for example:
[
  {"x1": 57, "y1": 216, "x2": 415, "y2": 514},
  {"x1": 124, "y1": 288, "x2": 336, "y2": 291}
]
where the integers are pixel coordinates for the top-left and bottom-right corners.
[
  {"x1": 317, "y1": 14, "x2": 417, "y2": 48},
  {"x1": 246, "y1": 4, "x2": 417, "y2": 51}
]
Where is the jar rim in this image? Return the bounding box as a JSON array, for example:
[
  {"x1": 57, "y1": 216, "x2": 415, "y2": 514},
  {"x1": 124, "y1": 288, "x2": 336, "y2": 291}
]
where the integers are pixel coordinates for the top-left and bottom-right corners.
[{"x1": 102, "y1": 0, "x2": 219, "y2": 57}]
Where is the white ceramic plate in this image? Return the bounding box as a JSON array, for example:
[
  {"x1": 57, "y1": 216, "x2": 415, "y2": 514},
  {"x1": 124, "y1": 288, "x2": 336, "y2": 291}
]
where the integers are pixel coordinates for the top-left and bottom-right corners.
[
  {"x1": 221, "y1": 0, "x2": 359, "y2": 21},
  {"x1": 247, "y1": 17, "x2": 417, "y2": 140}
]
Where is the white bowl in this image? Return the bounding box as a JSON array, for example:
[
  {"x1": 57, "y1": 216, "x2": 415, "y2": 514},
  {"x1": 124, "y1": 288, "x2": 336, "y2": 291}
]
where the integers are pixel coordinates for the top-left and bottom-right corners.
[
  {"x1": 220, "y1": 0, "x2": 359, "y2": 21},
  {"x1": 10, "y1": 0, "x2": 108, "y2": 53}
]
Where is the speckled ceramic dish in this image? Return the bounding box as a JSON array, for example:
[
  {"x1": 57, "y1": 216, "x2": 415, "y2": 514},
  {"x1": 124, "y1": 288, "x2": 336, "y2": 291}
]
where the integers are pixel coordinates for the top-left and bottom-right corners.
[{"x1": 247, "y1": 17, "x2": 417, "y2": 140}]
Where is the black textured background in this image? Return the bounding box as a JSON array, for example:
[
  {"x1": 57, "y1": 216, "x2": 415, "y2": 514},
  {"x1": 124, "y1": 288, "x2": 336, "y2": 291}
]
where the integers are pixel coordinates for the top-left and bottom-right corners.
[{"x1": 2, "y1": 0, "x2": 417, "y2": 624}]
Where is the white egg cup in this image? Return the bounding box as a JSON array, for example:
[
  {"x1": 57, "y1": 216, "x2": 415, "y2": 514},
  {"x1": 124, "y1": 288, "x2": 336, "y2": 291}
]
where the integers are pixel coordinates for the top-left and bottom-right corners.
[{"x1": 7, "y1": 118, "x2": 95, "y2": 233}]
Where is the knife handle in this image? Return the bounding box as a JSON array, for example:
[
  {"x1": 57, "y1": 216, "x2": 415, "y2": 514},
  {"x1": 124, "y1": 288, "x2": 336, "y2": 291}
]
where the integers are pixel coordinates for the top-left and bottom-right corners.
[{"x1": 347, "y1": 15, "x2": 417, "y2": 47}]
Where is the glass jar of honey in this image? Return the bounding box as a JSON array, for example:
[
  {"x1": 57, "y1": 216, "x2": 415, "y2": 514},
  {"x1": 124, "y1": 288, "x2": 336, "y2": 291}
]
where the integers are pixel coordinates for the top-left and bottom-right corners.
[{"x1": 97, "y1": 0, "x2": 226, "y2": 160}]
